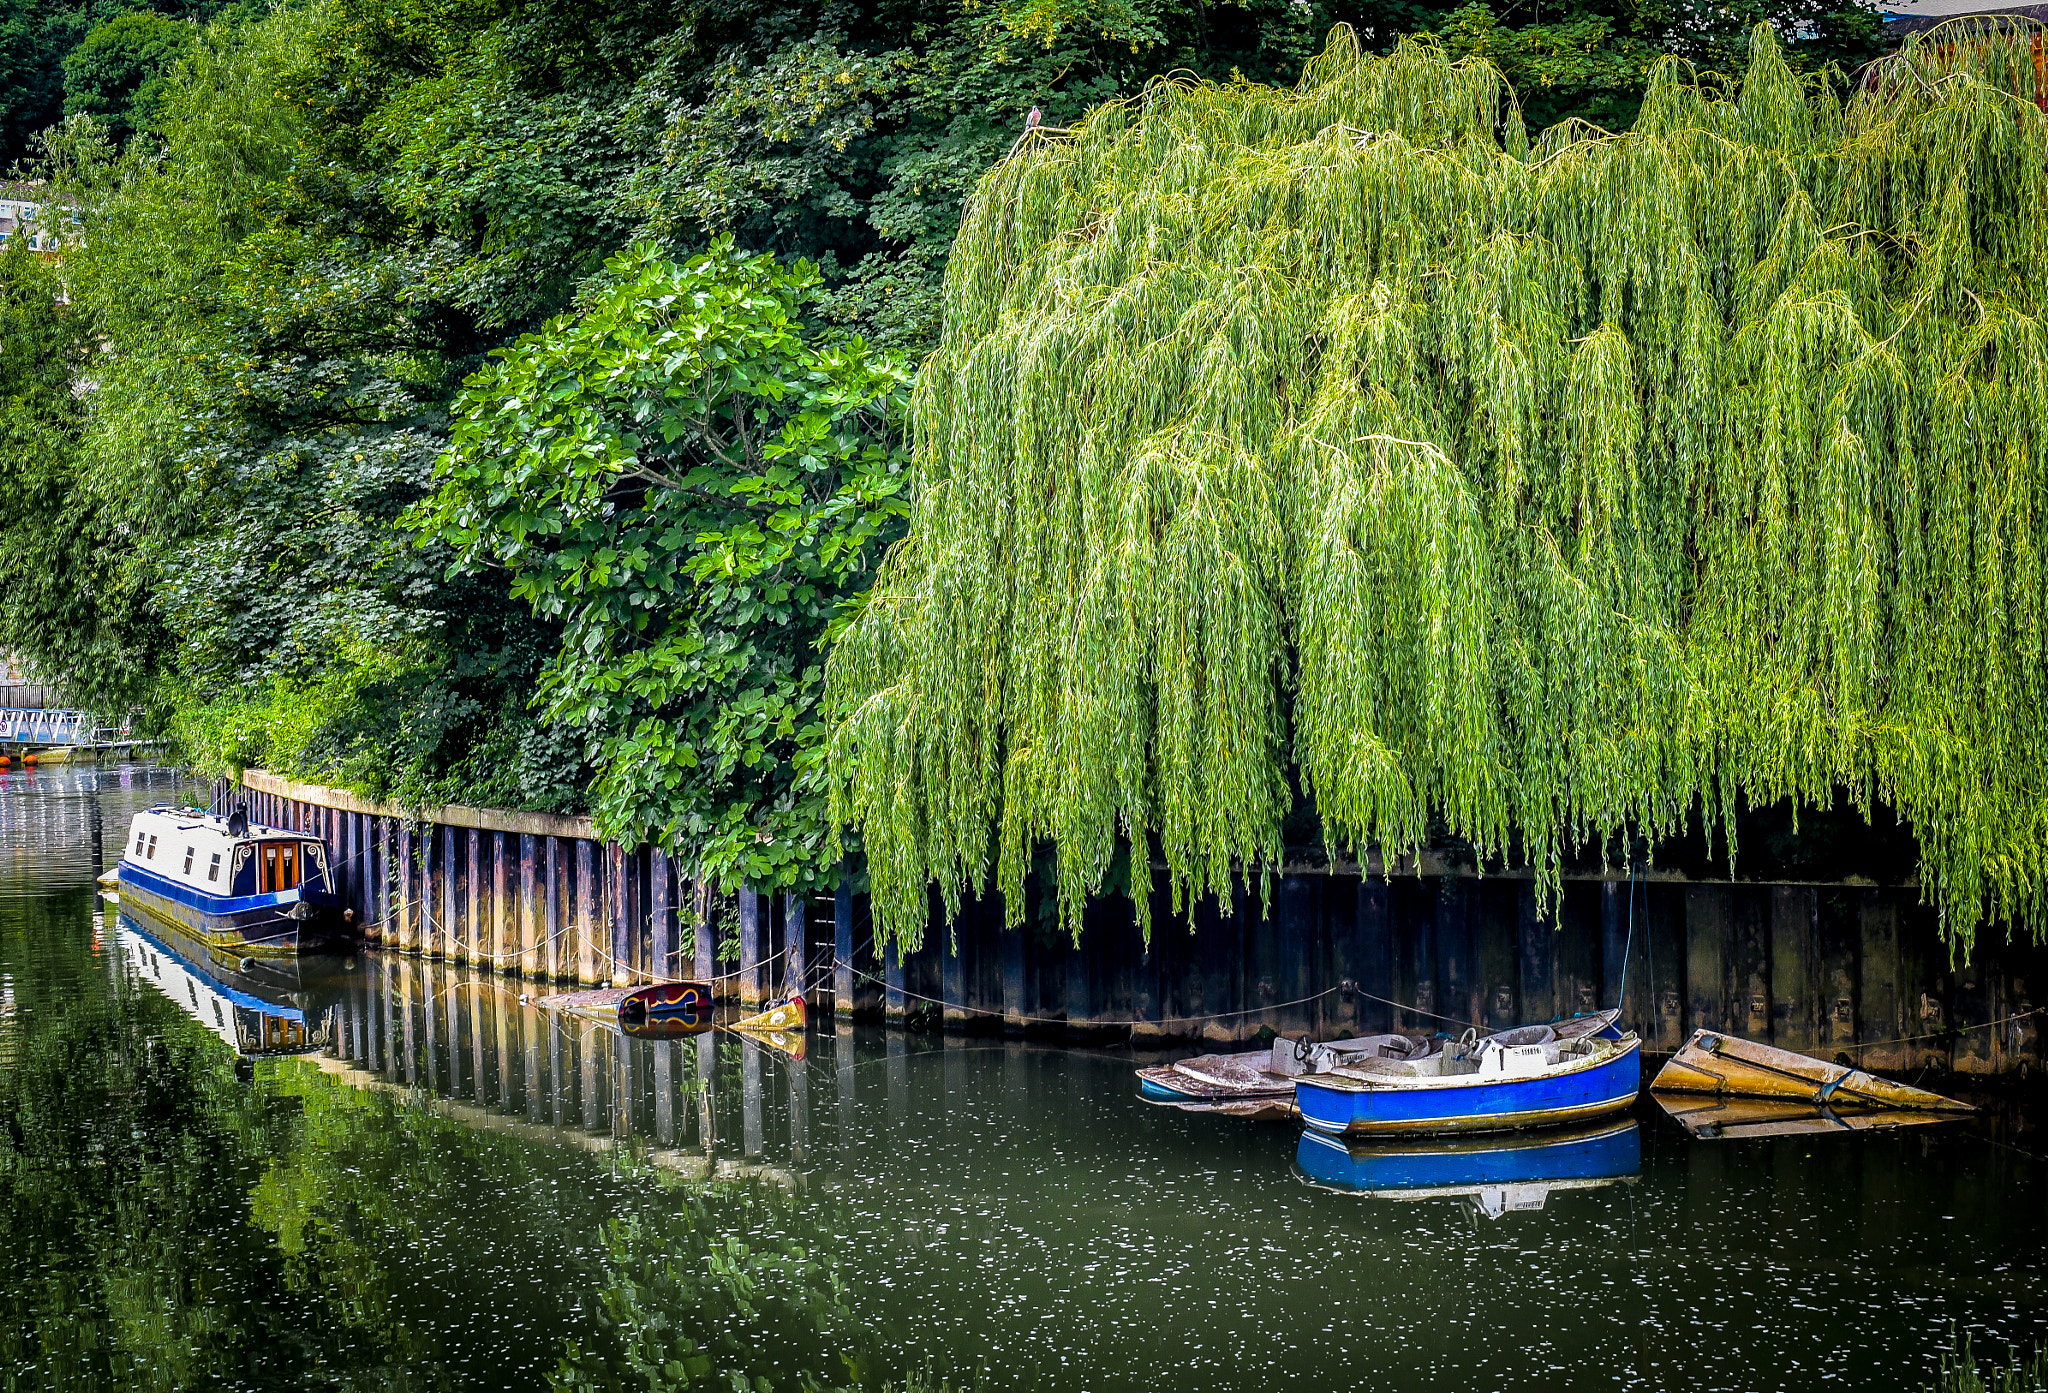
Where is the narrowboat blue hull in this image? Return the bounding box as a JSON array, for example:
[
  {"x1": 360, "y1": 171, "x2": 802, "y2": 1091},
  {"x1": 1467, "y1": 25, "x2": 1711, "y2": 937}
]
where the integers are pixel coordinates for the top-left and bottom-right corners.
[
  {"x1": 117, "y1": 861, "x2": 340, "y2": 957},
  {"x1": 1295, "y1": 1117, "x2": 1641, "y2": 1194},
  {"x1": 1295, "y1": 1038, "x2": 1641, "y2": 1137}
]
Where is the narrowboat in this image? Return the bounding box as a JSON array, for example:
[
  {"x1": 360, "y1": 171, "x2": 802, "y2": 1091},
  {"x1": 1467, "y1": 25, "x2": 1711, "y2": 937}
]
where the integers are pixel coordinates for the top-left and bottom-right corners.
[
  {"x1": 117, "y1": 804, "x2": 345, "y2": 956},
  {"x1": 1294, "y1": 1028, "x2": 1642, "y2": 1137},
  {"x1": 1295, "y1": 1117, "x2": 1641, "y2": 1217},
  {"x1": 117, "y1": 912, "x2": 334, "y2": 1059},
  {"x1": 1650, "y1": 1029, "x2": 1973, "y2": 1112}
]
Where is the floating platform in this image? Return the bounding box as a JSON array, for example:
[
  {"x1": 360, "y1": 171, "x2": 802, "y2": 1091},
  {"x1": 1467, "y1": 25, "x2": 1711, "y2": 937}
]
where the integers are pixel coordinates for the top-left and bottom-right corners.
[{"x1": 1650, "y1": 1029, "x2": 1973, "y2": 1112}]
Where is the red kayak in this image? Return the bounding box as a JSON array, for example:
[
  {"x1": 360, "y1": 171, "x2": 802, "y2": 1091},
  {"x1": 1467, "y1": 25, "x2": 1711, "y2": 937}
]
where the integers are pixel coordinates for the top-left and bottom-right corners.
[{"x1": 619, "y1": 979, "x2": 712, "y2": 1028}]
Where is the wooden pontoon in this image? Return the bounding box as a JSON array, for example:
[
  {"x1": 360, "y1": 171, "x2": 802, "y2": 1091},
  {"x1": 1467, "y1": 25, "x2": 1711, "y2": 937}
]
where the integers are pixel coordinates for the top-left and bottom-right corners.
[{"x1": 1650, "y1": 1029, "x2": 1972, "y2": 1112}]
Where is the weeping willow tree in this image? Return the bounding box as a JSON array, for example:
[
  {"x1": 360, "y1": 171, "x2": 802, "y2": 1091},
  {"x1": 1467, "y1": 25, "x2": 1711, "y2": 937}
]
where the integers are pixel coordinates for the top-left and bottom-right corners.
[{"x1": 825, "y1": 22, "x2": 2048, "y2": 959}]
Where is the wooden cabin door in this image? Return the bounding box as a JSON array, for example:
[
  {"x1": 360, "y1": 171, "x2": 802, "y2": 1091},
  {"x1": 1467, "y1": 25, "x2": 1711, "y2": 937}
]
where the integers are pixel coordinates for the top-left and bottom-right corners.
[{"x1": 260, "y1": 843, "x2": 302, "y2": 893}]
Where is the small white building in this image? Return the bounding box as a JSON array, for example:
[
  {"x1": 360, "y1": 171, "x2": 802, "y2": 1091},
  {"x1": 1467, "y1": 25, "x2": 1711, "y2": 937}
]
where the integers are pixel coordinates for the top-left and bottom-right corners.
[{"x1": 0, "y1": 182, "x2": 74, "y2": 253}]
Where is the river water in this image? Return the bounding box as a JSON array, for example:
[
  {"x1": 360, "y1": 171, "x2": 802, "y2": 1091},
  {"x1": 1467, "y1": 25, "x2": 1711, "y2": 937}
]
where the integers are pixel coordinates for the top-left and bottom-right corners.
[{"x1": 3, "y1": 765, "x2": 2045, "y2": 1392}]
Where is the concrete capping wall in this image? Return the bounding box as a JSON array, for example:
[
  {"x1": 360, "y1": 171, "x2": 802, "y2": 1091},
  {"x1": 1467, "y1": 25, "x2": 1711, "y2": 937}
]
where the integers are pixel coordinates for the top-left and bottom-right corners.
[
  {"x1": 241, "y1": 769, "x2": 596, "y2": 840},
  {"x1": 233, "y1": 773, "x2": 2044, "y2": 1074},
  {"x1": 221, "y1": 774, "x2": 877, "y2": 1017}
]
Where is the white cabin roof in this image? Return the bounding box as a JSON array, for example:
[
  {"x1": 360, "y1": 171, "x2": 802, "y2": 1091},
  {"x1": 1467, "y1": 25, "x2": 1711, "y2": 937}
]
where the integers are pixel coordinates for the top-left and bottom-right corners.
[{"x1": 123, "y1": 807, "x2": 328, "y2": 893}]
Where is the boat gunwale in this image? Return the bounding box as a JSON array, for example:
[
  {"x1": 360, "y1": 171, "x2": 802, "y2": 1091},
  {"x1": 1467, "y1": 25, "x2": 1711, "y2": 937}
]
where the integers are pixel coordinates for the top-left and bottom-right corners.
[{"x1": 1300, "y1": 1035, "x2": 1641, "y2": 1095}]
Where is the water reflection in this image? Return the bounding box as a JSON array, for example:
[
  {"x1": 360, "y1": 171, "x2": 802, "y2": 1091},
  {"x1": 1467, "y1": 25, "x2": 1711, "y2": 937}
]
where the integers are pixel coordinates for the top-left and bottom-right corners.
[
  {"x1": 1295, "y1": 1118, "x2": 1642, "y2": 1219},
  {"x1": 5, "y1": 768, "x2": 2048, "y2": 1392},
  {"x1": 0, "y1": 763, "x2": 194, "y2": 897},
  {"x1": 310, "y1": 945, "x2": 811, "y2": 1182},
  {"x1": 116, "y1": 913, "x2": 334, "y2": 1058}
]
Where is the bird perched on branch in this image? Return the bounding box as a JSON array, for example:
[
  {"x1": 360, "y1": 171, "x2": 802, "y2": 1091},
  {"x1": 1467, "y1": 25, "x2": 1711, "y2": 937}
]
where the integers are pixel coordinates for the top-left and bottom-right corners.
[{"x1": 1025, "y1": 106, "x2": 1042, "y2": 133}]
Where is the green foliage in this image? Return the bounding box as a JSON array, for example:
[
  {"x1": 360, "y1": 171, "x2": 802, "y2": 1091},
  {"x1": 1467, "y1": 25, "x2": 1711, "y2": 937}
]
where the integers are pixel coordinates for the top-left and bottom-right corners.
[
  {"x1": 0, "y1": 230, "x2": 166, "y2": 714},
  {"x1": 19, "y1": 1, "x2": 591, "y2": 808},
  {"x1": 1937, "y1": 1332, "x2": 2048, "y2": 1393},
  {"x1": 1430, "y1": 0, "x2": 1889, "y2": 133},
  {"x1": 1428, "y1": 4, "x2": 1665, "y2": 131},
  {"x1": 427, "y1": 240, "x2": 910, "y2": 891},
  {"x1": 61, "y1": 11, "x2": 199, "y2": 141},
  {"x1": 620, "y1": 0, "x2": 1351, "y2": 355},
  {"x1": 826, "y1": 24, "x2": 2048, "y2": 956},
  {"x1": 5, "y1": 0, "x2": 1891, "y2": 858},
  {"x1": 0, "y1": 1, "x2": 254, "y2": 164}
]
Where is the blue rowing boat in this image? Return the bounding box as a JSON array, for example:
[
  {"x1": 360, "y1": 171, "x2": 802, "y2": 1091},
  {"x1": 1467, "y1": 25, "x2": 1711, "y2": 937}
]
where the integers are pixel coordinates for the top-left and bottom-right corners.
[
  {"x1": 1295, "y1": 1117, "x2": 1641, "y2": 1208},
  {"x1": 1295, "y1": 1032, "x2": 1641, "y2": 1137}
]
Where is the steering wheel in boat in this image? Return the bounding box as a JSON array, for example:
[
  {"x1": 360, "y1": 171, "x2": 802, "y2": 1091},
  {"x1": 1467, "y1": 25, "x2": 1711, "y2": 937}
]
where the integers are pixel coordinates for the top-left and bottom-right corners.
[
  {"x1": 1456, "y1": 1026, "x2": 1479, "y2": 1054},
  {"x1": 1294, "y1": 1034, "x2": 1317, "y2": 1067}
]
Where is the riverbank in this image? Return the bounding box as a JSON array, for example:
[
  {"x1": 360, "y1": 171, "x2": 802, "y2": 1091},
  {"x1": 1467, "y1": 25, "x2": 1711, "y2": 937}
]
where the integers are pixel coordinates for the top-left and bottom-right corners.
[{"x1": 222, "y1": 770, "x2": 2048, "y2": 1077}]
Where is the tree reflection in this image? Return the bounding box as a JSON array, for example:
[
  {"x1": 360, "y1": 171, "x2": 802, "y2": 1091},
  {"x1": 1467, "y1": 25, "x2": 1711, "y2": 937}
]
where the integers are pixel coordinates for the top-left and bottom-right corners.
[{"x1": 1, "y1": 896, "x2": 925, "y2": 1392}]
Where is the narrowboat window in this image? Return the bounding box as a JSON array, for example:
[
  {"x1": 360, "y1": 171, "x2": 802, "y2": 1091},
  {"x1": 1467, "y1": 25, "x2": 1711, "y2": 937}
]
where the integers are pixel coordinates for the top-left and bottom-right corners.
[
  {"x1": 183, "y1": 846, "x2": 195, "y2": 874},
  {"x1": 146, "y1": 834, "x2": 158, "y2": 859},
  {"x1": 207, "y1": 852, "x2": 222, "y2": 883},
  {"x1": 134, "y1": 832, "x2": 145, "y2": 854}
]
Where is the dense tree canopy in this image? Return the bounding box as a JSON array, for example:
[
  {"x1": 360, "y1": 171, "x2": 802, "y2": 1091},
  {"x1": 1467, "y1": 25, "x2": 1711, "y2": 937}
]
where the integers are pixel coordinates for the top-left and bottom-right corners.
[
  {"x1": 427, "y1": 242, "x2": 910, "y2": 891},
  {"x1": 0, "y1": 0, "x2": 246, "y2": 162},
  {"x1": 0, "y1": 0, "x2": 1906, "y2": 906},
  {"x1": 61, "y1": 10, "x2": 198, "y2": 141},
  {"x1": 826, "y1": 24, "x2": 2048, "y2": 956}
]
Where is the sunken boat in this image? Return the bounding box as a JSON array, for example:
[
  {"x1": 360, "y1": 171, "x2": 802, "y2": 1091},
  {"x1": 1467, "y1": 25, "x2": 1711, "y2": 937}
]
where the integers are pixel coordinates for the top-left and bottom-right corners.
[{"x1": 1650, "y1": 1029, "x2": 1972, "y2": 1112}]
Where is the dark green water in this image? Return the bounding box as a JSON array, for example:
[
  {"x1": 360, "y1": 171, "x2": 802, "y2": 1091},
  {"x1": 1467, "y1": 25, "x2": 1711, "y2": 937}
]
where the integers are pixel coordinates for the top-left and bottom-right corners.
[{"x1": 4, "y1": 766, "x2": 2046, "y2": 1392}]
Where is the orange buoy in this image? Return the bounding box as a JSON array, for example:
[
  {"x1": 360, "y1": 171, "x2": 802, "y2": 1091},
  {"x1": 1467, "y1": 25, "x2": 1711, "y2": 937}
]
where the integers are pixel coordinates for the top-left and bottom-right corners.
[{"x1": 21, "y1": 753, "x2": 36, "y2": 766}]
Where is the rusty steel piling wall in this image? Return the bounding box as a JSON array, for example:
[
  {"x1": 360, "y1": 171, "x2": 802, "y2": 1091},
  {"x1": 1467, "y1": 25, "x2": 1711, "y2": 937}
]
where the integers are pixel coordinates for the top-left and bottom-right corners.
[{"x1": 233, "y1": 772, "x2": 2047, "y2": 1075}]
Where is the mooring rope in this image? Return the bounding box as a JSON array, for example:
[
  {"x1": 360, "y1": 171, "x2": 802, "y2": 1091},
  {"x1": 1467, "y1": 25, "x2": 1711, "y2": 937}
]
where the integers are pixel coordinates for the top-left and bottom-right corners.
[
  {"x1": 836, "y1": 962, "x2": 1459, "y2": 1031},
  {"x1": 1838, "y1": 1006, "x2": 2044, "y2": 1054}
]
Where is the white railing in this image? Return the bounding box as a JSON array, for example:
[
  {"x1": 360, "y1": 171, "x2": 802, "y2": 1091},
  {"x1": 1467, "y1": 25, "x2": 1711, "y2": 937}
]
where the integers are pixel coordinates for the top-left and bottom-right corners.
[{"x1": 0, "y1": 709, "x2": 89, "y2": 745}]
